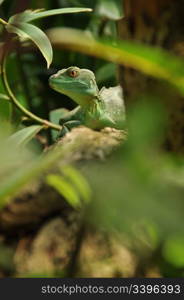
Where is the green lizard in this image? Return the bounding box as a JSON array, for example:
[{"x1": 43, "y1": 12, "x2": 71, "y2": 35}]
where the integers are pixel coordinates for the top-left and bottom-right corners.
[{"x1": 49, "y1": 66, "x2": 125, "y2": 136}]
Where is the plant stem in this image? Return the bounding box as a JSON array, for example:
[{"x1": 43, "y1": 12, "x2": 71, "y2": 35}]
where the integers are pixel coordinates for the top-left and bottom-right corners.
[
  {"x1": 1, "y1": 50, "x2": 62, "y2": 131},
  {"x1": 0, "y1": 18, "x2": 7, "y2": 26}
]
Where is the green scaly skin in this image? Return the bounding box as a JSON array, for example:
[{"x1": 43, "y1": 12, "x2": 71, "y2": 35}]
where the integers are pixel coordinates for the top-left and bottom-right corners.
[{"x1": 49, "y1": 66, "x2": 125, "y2": 136}]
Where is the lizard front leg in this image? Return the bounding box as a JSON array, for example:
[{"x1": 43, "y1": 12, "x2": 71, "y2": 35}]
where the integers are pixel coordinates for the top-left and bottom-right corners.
[{"x1": 58, "y1": 106, "x2": 83, "y2": 137}]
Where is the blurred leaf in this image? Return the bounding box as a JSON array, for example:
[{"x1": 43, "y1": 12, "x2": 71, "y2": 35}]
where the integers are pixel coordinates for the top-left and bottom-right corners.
[
  {"x1": 6, "y1": 23, "x2": 52, "y2": 68},
  {"x1": 0, "y1": 99, "x2": 11, "y2": 122},
  {"x1": 9, "y1": 8, "x2": 92, "y2": 24},
  {"x1": 0, "y1": 0, "x2": 5, "y2": 5},
  {"x1": 49, "y1": 108, "x2": 68, "y2": 125},
  {"x1": 47, "y1": 28, "x2": 184, "y2": 94},
  {"x1": 7, "y1": 125, "x2": 43, "y2": 148},
  {"x1": 82, "y1": 101, "x2": 184, "y2": 238},
  {"x1": 163, "y1": 236, "x2": 184, "y2": 267},
  {"x1": 62, "y1": 165, "x2": 92, "y2": 203},
  {"x1": 46, "y1": 174, "x2": 81, "y2": 208},
  {"x1": 46, "y1": 164, "x2": 91, "y2": 208},
  {"x1": 95, "y1": 0, "x2": 123, "y2": 21},
  {"x1": 96, "y1": 62, "x2": 116, "y2": 82},
  {"x1": 49, "y1": 108, "x2": 68, "y2": 140},
  {"x1": 0, "y1": 134, "x2": 79, "y2": 208},
  {"x1": 127, "y1": 100, "x2": 165, "y2": 151}
]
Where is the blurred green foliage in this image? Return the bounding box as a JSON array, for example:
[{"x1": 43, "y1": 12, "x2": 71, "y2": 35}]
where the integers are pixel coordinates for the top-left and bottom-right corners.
[
  {"x1": 46, "y1": 165, "x2": 91, "y2": 209},
  {"x1": 85, "y1": 101, "x2": 183, "y2": 235},
  {"x1": 0, "y1": 0, "x2": 184, "y2": 278}
]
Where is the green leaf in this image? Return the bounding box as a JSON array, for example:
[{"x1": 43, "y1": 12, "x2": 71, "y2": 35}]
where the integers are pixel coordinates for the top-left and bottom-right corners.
[
  {"x1": 49, "y1": 108, "x2": 68, "y2": 125},
  {"x1": 0, "y1": 0, "x2": 5, "y2": 5},
  {"x1": 47, "y1": 165, "x2": 91, "y2": 207},
  {"x1": 6, "y1": 23, "x2": 53, "y2": 68},
  {"x1": 62, "y1": 165, "x2": 91, "y2": 203},
  {"x1": 7, "y1": 125, "x2": 43, "y2": 148},
  {"x1": 163, "y1": 236, "x2": 184, "y2": 267},
  {"x1": 25, "y1": 7, "x2": 92, "y2": 22},
  {"x1": 8, "y1": 7, "x2": 92, "y2": 24},
  {"x1": 47, "y1": 27, "x2": 184, "y2": 94},
  {"x1": 96, "y1": 63, "x2": 116, "y2": 82},
  {"x1": 46, "y1": 174, "x2": 81, "y2": 208},
  {"x1": 0, "y1": 136, "x2": 71, "y2": 207},
  {"x1": 49, "y1": 108, "x2": 68, "y2": 140}
]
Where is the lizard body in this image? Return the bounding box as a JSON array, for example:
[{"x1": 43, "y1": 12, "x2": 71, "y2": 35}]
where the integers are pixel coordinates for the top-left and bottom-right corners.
[{"x1": 49, "y1": 66, "x2": 125, "y2": 136}]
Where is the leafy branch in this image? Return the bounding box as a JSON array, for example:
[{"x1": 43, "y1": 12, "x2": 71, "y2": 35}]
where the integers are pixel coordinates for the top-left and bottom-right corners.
[
  {"x1": 1, "y1": 51, "x2": 62, "y2": 130},
  {"x1": 0, "y1": 7, "x2": 92, "y2": 131}
]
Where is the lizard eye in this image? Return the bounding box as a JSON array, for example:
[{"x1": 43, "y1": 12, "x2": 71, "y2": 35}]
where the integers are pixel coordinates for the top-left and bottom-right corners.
[{"x1": 68, "y1": 69, "x2": 79, "y2": 78}]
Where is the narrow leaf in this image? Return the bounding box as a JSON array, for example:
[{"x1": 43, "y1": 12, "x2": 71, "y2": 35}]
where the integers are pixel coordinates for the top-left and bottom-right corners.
[
  {"x1": 25, "y1": 7, "x2": 92, "y2": 22},
  {"x1": 47, "y1": 27, "x2": 184, "y2": 94},
  {"x1": 7, "y1": 125, "x2": 43, "y2": 148},
  {"x1": 9, "y1": 7, "x2": 92, "y2": 24},
  {"x1": 6, "y1": 23, "x2": 53, "y2": 68},
  {"x1": 0, "y1": 139, "x2": 78, "y2": 207},
  {"x1": 62, "y1": 165, "x2": 92, "y2": 203},
  {"x1": 49, "y1": 108, "x2": 68, "y2": 125},
  {"x1": 46, "y1": 174, "x2": 81, "y2": 208}
]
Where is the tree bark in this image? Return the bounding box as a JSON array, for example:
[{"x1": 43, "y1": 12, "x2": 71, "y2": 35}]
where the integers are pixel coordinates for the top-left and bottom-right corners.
[{"x1": 119, "y1": 0, "x2": 184, "y2": 152}]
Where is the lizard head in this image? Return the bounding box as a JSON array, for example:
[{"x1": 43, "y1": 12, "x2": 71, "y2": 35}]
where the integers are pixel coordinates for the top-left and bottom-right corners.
[{"x1": 49, "y1": 66, "x2": 99, "y2": 107}]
